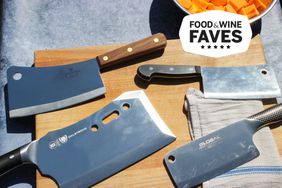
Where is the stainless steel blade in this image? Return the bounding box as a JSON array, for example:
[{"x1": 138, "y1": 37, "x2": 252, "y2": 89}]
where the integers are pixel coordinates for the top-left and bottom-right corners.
[
  {"x1": 201, "y1": 64, "x2": 281, "y2": 99},
  {"x1": 20, "y1": 91, "x2": 175, "y2": 188},
  {"x1": 7, "y1": 59, "x2": 105, "y2": 118}
]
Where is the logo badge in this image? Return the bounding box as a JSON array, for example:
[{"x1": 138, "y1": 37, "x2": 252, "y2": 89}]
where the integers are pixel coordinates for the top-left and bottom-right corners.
[{"x1": 179, "y1": 11, "x2": 252, "y2": 57}]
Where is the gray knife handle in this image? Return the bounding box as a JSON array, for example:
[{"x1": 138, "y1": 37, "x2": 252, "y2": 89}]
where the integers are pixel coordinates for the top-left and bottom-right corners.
[
  {"x1": 137, "y1": 64, "x2": 201, "y2": 81},
  {"x1": 248, "y1": 103, "x2": 282, "y2": 124},
  {"x1": 0, "y1": 147, "x2": 23, "y2": 175}
]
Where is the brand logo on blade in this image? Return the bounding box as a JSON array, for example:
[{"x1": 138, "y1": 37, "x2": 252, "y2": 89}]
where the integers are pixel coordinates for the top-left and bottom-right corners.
[
  {"x1": 199, "y1": 135, "x2": 222, "y2": 150},
  {"x1": 48, "y1": 128, "x2": 87, "y2": 150},
  {"x1": 59, "y1": 135, "x2": 68, "y2": 144},
  {"x1": 179, "y1": 11, "x2": 252, "y2": 57},
  {"x1": 48, "y1": 135, "x2": 68, "y2": 150}
]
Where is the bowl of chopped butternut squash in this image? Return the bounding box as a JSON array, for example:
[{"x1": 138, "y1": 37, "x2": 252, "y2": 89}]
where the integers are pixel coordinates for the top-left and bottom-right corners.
[{"x1": 174, "y1": 0, "x2": 277, "y2": 23}]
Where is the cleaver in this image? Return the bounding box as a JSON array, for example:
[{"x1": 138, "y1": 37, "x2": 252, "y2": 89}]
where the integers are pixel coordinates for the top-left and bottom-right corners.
[
  {"x1": 7, "y1": 33, "x2": 167, "y2": 118},
  {"x1": 164, "y1": 103, "x2": 282, "y2": 188},
  {"x1": 0, "y1": 90, "x2": 176, "y2": 187},
  {"x1": 137, "y1": 64, "x2": 281, "y2": 99}
]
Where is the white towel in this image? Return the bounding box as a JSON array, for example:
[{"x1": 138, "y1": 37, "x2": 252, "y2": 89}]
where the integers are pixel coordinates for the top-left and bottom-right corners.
[{"x1": 185, "y1": 88, "x2": 282, "y2": 188}]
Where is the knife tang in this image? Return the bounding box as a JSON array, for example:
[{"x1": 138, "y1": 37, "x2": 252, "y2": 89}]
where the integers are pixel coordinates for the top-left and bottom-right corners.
[
  {"x1": 137, "y1": 64, "x2": 201, "y2": 81},
  {"x1": 0, "y1": 146, "x2": 24, "y2": 175},
  {"x1": 97, "y1": 33, "x2": 167, "y2": 69}
]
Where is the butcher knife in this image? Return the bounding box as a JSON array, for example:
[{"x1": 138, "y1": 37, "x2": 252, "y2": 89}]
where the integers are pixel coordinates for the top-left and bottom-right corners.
[
  {"x1": 164, "y1": 103, "x2": 282, "y2": 188},
  {"x1": 137, "y1": 64, "x2": 281, "y2": 99},
  {"x1": 0, "y1": 90, "x2": 176, "y2": 187},
  {"x1": 7, "y1": 33, "x2": 167, "y2": 118}
]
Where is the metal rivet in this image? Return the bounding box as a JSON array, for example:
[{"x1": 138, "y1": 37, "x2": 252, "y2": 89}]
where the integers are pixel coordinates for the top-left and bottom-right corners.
[
  {"x1": 127, "y1": 47, "x2": 133, "y2": 52},
  {"x1": 169, "y1": 67, "x2": 174, "y2": 71},
  {"x1": 13, "y1": 73, "x2": 22, "y2": 81},
  {"x1": 153, "y1": 38, "x2": 159, "y2": 43},
  {"x1": 103, "y1": 56, "x2": 109, "y2": 61},
  {"x1": 149, "y1": 67, "x2": 154, "y2": 71}
]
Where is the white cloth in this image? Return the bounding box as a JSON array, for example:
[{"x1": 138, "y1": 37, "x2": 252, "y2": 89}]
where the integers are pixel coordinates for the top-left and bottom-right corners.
[{"x1": 185, "y1": 88, "x2": 282, "y2": 188}]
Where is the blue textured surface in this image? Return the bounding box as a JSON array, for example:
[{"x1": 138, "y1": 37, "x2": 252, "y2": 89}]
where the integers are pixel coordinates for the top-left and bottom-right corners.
[{"x1": 0, "y1": 0, "x2": 281, "y2": 187}]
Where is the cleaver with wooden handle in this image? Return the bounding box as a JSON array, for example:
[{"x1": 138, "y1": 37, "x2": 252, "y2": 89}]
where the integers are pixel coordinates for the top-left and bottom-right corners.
[
  {"x1": 164, "y1": 103, "x2": 282, "y2": 188},
  {"x1": 137, "y1": 64, "x2": 281, "y2": 99},
  {"x1": 7, "y1": 33, "x2": 166, "y2": 118},
  {"x1": 0, "y1": 90, "x2": 176, "y2": 187}
]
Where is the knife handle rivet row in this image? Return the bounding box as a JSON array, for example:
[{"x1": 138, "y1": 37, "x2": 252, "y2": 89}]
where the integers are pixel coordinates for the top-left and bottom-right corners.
[
  {"x1": 103, "y1": 56, "x2": 109, "y2": 61},
  {"x1": 13, "y1": 73, "x2": 22, "y2": 81},
  {"x1": 153, "y1": 38, "x2": 159, "y2": 43},
  {"x1": 127, "y1": 47, "x2": 133, "y2": 53}
]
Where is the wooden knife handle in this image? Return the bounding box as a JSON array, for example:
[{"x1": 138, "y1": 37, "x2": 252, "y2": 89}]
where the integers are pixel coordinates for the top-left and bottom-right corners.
[{"x1": 97, "y1": 33, "x2": 167, "y2": 69}]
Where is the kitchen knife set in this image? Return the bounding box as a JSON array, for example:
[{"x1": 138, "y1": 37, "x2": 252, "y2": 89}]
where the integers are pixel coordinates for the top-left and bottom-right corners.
[{"x1": 1, "y1": 33, "x2": 282, "y2": 187}]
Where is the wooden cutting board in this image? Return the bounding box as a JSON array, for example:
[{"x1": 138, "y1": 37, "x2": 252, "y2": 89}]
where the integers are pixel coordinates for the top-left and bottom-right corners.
[{"x1": 34, "y1": 35, "x2": 282, "y2": 188}]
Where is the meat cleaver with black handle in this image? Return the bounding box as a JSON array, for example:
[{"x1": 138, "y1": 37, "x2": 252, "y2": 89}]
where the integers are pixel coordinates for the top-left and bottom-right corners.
[
  {"x1": 7, "y1": 33, "x2": 167, "y2": 118},
  {"x1": 137, "y1": 64, "x2": 281, "y2": 99},
  {"x1": 0, "y1": 90, "x2": 176, "y2": 187},
  {"x1": 164, "y1": 104, "x2": 282, "y2": 188}
]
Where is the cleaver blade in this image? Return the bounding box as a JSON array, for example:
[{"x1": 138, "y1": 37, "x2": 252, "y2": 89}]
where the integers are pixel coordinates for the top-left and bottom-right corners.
[
  {"x1": 0, "y1": 90, "x2": 176, "y2": 187},
  {"x1": 7, "y1": 33, "x2": 167, "y2": 118},
  {"x1": 137, "y1": 64, "x2": 281, "y2": 99},
  {"x1": 164, "y1": 103, "x2": 282, "y2": 188}
]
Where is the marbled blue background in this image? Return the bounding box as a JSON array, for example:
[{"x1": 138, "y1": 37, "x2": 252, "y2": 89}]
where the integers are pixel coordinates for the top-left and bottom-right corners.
[{"x1": 0, "y1": 0, "x2": 281, "y2": 187}]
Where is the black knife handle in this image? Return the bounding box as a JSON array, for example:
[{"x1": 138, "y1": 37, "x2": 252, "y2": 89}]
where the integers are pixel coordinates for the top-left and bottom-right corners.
[
  {"x1": 137, "y1": 64, "x2": 201, "y2": 81},
  {"x1": 248, "y1": 103, "x2": 282, "y2": 124},
  {"x1": 0, "y1": 147, "x2": 23, "y2": 175}
]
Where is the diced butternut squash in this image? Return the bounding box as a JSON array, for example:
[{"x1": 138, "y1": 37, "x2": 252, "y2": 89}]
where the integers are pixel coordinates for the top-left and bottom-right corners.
[
  {"x1": 248, "y1": 0, "x2": 255, "y2": 5},
  {"x1": 179, "y1": 0, "x2": 192, "y2": 10},
  {"x1": 254, "y1": 0, "x2": 267, "y2": 12},
  {"x1": 178, "y1": 0, "x2": 272, "y2": 19},
  {"x1": 225, "y1": 4, "x2": 237, "y2": 13},
  {"x1": 189, "y1": 3, "x2": 200, "y2": 14},
  {"x1": 239, "y1": 4, "x2": 259, "y2": 18},
  {"x1": 207, "y1": 3, "x2": 215, "y2": 10},
  {"x1": 193, "y1": 0, "x2": 209, "y2": 9},
  {"x1": 229, "y1": 0, "x2": 249, "y2": 11},
  {"x1": 210, "y1": 0, "x2": 228, "y2": 6},
  {"x1": 213, "y1": 5, "x2": 225, "y2": 11}
]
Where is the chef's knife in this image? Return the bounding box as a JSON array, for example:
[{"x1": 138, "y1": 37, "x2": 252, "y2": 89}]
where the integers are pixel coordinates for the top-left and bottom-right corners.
[
  {"x1": 137, "y1": 64, "x2": 281, "y2": 99},
  {"x1": 7, "y1": 33, "x2": 167, "y2": 118},
  {"x1": 0, "y1": 90, "x2": 176, "y2": 187},
  {"x1": 164, "y1": 103, "x2": 282, "y2": 188}
]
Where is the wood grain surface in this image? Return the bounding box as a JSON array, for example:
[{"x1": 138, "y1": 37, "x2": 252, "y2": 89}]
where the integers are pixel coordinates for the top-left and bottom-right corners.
[{"x1": 34, "y1": 35, "x2": 282, "y2": 188}]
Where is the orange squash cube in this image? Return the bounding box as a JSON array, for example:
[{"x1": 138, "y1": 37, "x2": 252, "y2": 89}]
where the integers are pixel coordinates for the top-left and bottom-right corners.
[
  {"x1": 225, "y1": 4, "x2": 237, "y2": 13},
  {"x1": 213, "y1": 5, "x2": 225, "y2": 11},
  {"x1": 229, "y1": 0, "x2": 249, "y2": 11},
  {"x1": 207, "y1": 3, "x2": 215, "y2": 10},
  {"x1": 193, "y1": 0, "x2": 209, "y2": 9},
  {"x1": 254, "y1": 0, "x2": 267, "y2": 12},
  {"x1": 248, "y1": 0, "x2": 255, "y2": 5},
  {"x1": 179, "y1": 0, "x2": 192, "y2": 10},
  {"x1": 189, "y1": 3, "x2": 200, "y2": 13},
  {"x1": 239, "y1": 4, "x2": 259, "y2": 18},
  {"x1": 210, "y1": 0, "x2": 228, "y2": 6}
]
